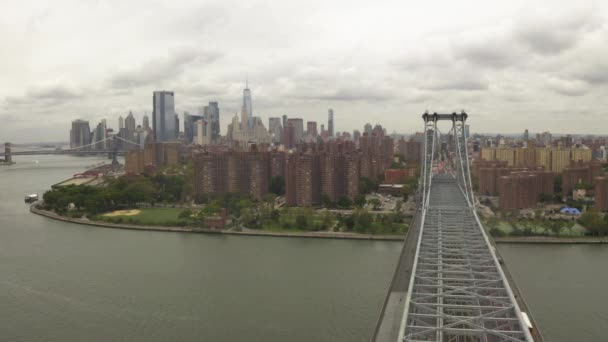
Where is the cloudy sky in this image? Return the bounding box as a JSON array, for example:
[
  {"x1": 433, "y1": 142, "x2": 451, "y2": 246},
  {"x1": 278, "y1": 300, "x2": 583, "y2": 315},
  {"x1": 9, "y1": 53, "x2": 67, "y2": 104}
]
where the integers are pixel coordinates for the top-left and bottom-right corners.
[{"x1": 1, "y1": 0, "x2": 607, "y2": 143}]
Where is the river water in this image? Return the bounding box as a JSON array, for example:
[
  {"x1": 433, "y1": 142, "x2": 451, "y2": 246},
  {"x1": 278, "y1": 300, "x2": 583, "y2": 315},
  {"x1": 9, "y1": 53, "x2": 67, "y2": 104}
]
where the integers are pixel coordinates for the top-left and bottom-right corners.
[{"x1": 1, "y1": 155, "x2": 606, "y2": 341}]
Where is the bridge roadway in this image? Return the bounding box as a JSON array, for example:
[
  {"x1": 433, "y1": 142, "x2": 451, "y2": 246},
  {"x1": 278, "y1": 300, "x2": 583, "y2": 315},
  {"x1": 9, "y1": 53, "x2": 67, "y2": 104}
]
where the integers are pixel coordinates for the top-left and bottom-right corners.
[
  {"x1": 0, "y1": 150, "x2": 124, "y2": 157},
  {"x1": 371, "y1": 174, "x2": 543, "y2": 342}
]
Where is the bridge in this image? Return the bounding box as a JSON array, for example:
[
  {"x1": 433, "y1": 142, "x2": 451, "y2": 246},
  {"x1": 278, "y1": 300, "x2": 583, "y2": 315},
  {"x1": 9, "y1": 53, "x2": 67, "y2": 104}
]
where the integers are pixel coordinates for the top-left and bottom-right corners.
[
  {"x1": 372, "y1": 113, "x2": 543, "y2": 342},
  {"x1": 0, "y1": 136, "x2": 141, "y2": 162}
]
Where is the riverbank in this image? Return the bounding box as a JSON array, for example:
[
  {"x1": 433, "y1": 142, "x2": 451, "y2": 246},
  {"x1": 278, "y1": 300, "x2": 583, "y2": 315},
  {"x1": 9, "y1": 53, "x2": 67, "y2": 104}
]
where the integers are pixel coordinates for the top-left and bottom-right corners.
[
  {"x1": 30, "y1": 205, "x2": 406, "y2": 241},
  {"x1": 494, "y1": 236, "x2": 608, "y2": 244}
]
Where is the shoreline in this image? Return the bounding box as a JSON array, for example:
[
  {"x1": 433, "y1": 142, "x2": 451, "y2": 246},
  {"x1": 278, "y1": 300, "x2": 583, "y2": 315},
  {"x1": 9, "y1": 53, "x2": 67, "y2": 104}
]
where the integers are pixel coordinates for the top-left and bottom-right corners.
[
  {"x1": 493, "y1": 236, "x2": 608, "y2": 244},
  {"x1": 30, "y1": 205, "x2": 406, "y2": 241},
  {"x1": 30, "y1": 206, "x2": 608, "y2": 244}
]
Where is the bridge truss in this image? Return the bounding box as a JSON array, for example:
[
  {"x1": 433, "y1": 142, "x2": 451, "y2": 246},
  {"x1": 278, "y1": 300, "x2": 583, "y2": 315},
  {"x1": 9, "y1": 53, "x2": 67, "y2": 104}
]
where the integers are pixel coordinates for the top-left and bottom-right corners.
[
  {"x1": 398, "y1": 113, "x2": 534, "y2": 342},
  {"x1": 1, "y1": 135, "x2": 143, "y2": 157}
]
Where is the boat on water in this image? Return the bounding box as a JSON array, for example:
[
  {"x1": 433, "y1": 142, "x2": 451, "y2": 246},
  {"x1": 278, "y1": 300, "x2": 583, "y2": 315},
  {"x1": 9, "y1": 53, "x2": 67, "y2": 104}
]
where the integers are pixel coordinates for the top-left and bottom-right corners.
[{"x1": 24, "y1": 194, "x2": 39, "y2": 203}]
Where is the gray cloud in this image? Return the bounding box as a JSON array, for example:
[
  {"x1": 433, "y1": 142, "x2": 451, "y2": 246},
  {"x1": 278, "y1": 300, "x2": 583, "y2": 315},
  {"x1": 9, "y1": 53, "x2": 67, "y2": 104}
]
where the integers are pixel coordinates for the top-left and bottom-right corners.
[
  {"x1": 515, "y1": 8, "x2": 601, "y2": 55},
  {"x1": 4, "y1": 84, "x2": 85, "y2": 107},
  {"x1": 1, "y1": 0, "x2": 608, "y2": 143},
  {"x1": 545, "y1": 77, "x2": 589, "y2": 96},
  {"x1": 108, "y1": 47, "x2": 221, "y2": 89}
]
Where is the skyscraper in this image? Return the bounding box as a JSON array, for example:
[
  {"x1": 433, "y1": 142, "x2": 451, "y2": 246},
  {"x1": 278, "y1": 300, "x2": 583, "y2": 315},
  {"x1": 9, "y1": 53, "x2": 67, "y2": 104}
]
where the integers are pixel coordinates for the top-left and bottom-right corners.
[
  {"x1": 125, "y1": 111, "x2": 136, "y2": 132},
  {"x1": 205, "y1": 101, "x2": 220, "y2": 143},
  {"x1": 287, "y1": 118, "x2": 304, "y2": 143},
  {"x1": 70, "y1": 119, "x2": 91, "y2": 149},
  {"x1": 142, "y1": 113, "x2": 150, "y2": 130},
  {"x1": 328, "y1": 109, "x2": 334, "y2": 137},
  {"x1": 523, "y1": 129, "x2": 529, "y2": 141},
  {"x1": 184, "y1": 112, "x2": 203, "y2": 144},
  {"x1": 119, "y1": 116, "x2": 125, "y2": 130},
  {"x1": 152, "y1": 91, "x2": 176, "y2": 142},
  {"x1": 92, "y1": 119, "x2": 107, "y2": 150},
  {"x1": 241, "y1": 82, "x2": 253, "y2": 131},
  {"x1": 307, "y1": 121, "x2": 318, "y2": 137},
  {"x1": 269, "y1": 117, "x2": 283, "y2": 143}
]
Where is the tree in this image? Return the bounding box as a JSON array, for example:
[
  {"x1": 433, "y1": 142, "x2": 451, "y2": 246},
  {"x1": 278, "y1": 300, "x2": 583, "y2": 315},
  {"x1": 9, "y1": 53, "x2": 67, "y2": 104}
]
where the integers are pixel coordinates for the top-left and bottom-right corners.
[
  {"x1": 359, "y1": 177, "x2": 378, "y2": 195},
  {"x1": 320, "y1": 194, "x2": 335, "y2": 208},
  {"x1": 547, "y1": 220, "x2": 567, "y2": 236},
  {"x1": 553, "y1": 175, "x2": 563, "y2": 194},
  {"x1": 369, "y1": 198, "x2": 382, "y2": 211},
  {"x1": 269, "y1": 176, "x2": 285, "y2": 196},
  {"x1": 354, "y1": 195, "x2": 366, "y2": 207},
  {"x1": 295, "y1": 214, "x2": 308, "y2": 229},
  {"x1": 337, "y1": 196, "x2": 353, "y2": 209},
  {"x1": 178, "y1": 209, "x2": 193, "y2": 220},
  {"x1": 579, "y1": 209, "x2": 608, "y2": 236},
  {"x1": 354, "y1": 209, "x2": 373, "y2": 233}
]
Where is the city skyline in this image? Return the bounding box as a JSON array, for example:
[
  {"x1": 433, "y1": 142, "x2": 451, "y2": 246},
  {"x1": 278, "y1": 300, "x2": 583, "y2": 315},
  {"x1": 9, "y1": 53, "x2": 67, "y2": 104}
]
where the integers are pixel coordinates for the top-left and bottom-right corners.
[{"x1": 1, "y1": 0, "x2": 608, "y2": 143}]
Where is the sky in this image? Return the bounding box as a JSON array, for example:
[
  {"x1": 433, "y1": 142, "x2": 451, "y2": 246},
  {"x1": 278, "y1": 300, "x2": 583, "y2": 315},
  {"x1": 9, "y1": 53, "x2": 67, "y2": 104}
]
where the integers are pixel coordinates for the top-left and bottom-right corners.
[{"x1": 1, "y1": 0, "x2": 607, "y2": 143}]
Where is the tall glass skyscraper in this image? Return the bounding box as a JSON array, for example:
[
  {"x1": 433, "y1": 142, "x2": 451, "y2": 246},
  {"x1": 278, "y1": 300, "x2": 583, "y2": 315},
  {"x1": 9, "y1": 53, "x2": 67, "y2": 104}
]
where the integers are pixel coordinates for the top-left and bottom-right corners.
[
  {"x1": 328, "y1": 109, "x2": 334, "y2": 137},
  {"x1": 241, "y1": 82, "x2": 253, "y2": 131},
  {"x1": 153, "y1": 91, "x2": 176, "y2": 142}
]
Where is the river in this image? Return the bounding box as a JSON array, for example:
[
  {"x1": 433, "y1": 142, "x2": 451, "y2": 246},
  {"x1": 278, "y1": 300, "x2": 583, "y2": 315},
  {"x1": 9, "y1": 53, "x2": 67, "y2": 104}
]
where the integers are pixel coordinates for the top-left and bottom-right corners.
[{"x1": 1, "y1": 155, "x2": 606, "y2": 342}]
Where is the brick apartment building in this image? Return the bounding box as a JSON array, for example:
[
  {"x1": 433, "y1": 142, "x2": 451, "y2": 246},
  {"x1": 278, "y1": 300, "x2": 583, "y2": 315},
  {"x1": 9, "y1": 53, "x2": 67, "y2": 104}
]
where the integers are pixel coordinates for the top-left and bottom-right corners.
[
  {"x1": 125, "y1": 142, "x2": 181, "y2": 174},
  {"x1": 562, "y1": 160, "x2": 603, "y2": 198},
  {"x1": 595, "y1": 177, "x2": 608, "y2": 211}
]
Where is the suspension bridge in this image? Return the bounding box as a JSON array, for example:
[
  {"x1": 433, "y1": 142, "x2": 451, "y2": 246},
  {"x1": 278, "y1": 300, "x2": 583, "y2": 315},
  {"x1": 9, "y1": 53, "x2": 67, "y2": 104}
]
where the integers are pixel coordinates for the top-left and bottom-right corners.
[
  {"x1": 372, "y1": 113, "x2": 543, "y2": 342},
  {"x1": 0, "y1": 135, "x2": 142, "y2": 160}
]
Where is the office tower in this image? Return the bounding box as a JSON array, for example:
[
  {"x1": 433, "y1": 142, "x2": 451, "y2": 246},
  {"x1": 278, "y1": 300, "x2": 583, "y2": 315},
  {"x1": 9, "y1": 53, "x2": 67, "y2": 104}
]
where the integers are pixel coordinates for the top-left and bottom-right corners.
[
  {"x1": 328, "y1": 109, "x2": 334, "y2": 137},
  {"x1": 307, "y1": 121, "x2": 318, "y2": 137},
  {"x1": 269, "y1": 117, "x2": 283, "y2": 143},
  {"x1": 364, "y1": 123, "x2": 372, "y2": 134},
  {"x1": 353, "y1": 130, "x2": 361, "y2": 143},
  {"x1": 287, "y1": 118, "x2": 304, "y2": 143},
  {"x1": 523, "y1": 129, "x2": 529, "y2": 141},
  {"x1": 125, "y1": 111, "x2": 136, "y2": 132},
  {"x1": 142, "y1": 114, "x2": 150, "y2": 130},
  {"x1": 152, "y1": 91, "x2": 176, "y2": 142},
  {"x1": 241, "y1": 82, "x2": 253, "y2": 131},
  {"x1": 174, "y1": 114, "x2": 180, "y2": 138},
  {"x1": 283, "y1": 122, "x2": 296, "y2": 149},
  {"x1": 70, "y1": 119, "x2": 91, "y2": 149},
  {"x1": 119, "y1": 116, "x2": 124, "y2": 130},
  {"x1": 92, "y1": 119, "x2": 108, "y2": 150},
  {"x1": 320, "y1": 124, "x2": 325, "y2": 134},
  {"x1": 204, "y1": 101, "x2": 220, "y2": 143},
  {"x1": 184, "y1": 112, "x2": 203, "y2": 144},
  {"x1": 465, "y1": 124, "x2": 470, "y2": 138},
  {"x1": 196, "y1": 119, "x2": 207, "y2": 145},
  {"x1": 282, "y1": 115, "x2": 287, "y2": 129},
  {"x1": 209, "y1": 101, "x2": 221, "y2": 143}
]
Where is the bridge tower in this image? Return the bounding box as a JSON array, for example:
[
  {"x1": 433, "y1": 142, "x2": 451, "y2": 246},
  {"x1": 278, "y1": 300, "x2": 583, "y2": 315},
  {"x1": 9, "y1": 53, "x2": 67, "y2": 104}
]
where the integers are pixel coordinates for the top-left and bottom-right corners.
[{"x1": 4, "y1": 142, "x2": 12, "y2": 163}]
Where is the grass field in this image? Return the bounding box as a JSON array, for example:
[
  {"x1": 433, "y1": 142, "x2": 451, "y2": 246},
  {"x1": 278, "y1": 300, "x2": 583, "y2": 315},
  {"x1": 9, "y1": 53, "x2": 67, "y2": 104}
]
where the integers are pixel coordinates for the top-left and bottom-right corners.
[{"x1": 97, "y1": 208, "x2": 184, "y2": 226}]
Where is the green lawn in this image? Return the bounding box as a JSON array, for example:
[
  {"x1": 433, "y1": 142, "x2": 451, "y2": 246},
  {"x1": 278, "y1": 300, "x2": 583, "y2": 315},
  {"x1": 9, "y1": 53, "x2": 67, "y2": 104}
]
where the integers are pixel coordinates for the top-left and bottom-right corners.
[{"x1": 97, "y1": 208, "x2": 184, "y2": 226}]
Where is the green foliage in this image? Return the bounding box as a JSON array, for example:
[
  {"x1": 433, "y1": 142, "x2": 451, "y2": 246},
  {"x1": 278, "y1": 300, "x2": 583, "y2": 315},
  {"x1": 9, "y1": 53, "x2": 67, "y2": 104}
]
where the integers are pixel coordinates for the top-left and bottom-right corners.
[
  {"x1": 320, "y1": 194, "x2": 335, "y2": 209},
  {"x1": 353, "y1": 209, "x2": 373, "y2": 233},
  {"x1": 359, "y1": 177, "x2": 379, "y2": 195},
  {"x1": 42, "y1": 173, "x2": 191, "y2": 216},
  {"x1": 368, "y1": 198, "x2": 382, "y2": 211},
  {"x1": 337, "y1": 196, "x2": 353, "y2": 209},
  {"x1": 354, "y1": 195, "x2": 366, "y2": 207},
  {"x1": 489, "y1": 227, "x2": 506, "y2": 237},
  {"x1": 553, "y1": 175, "x2": 562, "y2": 193},
  {"x1": 579, "y1": 209, "x2": 608, "y2": 236},
  {"x1": 269, "y1": 176, "x2": 286, "y2": 196}
]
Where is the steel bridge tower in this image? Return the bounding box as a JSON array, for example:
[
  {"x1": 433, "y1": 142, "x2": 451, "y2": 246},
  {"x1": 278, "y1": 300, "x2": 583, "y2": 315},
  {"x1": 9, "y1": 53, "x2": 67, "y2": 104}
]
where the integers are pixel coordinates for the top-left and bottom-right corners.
[{"x1": 397, "y1": 112, "x2": 539, "y2": 342}]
